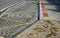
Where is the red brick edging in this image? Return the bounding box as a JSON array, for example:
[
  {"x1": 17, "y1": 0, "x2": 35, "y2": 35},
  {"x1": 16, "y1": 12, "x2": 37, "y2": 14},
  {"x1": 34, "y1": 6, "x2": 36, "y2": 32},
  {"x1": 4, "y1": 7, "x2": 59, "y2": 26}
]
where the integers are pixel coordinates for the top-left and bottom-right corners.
[{"x1": 41, "y1": 3, "x2": 48, "y2": 17}]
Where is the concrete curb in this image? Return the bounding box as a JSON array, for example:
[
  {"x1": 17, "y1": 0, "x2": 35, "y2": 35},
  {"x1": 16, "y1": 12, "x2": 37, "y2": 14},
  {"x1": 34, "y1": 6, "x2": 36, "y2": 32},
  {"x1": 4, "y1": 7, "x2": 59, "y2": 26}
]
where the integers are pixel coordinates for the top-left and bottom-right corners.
[
  {"x1": 40, "y1": 1, "x2": 43, "y2": 19},
  {"x1": 12, "y1": 20, "x2": 38, "y2": 38}
]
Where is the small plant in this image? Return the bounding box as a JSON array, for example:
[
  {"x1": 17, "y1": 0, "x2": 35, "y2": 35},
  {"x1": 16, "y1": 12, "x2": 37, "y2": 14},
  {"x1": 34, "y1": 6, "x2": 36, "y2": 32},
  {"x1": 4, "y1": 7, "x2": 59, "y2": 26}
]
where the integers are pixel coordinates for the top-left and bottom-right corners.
[{"x1": 45, "y1": 19, "x2": 52, "y2": 23}]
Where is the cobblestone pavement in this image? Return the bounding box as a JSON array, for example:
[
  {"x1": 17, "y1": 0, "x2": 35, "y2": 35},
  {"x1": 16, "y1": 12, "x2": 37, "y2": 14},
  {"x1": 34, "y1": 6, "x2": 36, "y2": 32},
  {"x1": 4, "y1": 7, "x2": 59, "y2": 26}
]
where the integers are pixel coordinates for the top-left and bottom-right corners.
[{"x1": 0, "y1": 0, "x2": 38, "y2": 38}]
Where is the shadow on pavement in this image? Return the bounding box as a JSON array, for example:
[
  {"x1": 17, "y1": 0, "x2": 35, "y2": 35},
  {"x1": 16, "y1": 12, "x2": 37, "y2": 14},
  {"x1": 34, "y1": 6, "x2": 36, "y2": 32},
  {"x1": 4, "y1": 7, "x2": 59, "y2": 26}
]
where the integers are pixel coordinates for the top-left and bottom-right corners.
[
  {"x1": 46, "y1": 0, "x2": 60, "y2": 12},
  {"x1": 47, "y1": 9, "x2": 60, "y2": 12}
]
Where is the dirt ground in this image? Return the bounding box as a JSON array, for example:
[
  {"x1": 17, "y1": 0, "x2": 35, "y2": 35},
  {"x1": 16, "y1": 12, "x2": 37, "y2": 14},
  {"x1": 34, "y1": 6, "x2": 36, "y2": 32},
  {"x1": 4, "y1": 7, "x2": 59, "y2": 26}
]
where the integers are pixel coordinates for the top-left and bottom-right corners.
[{"x1": 15, "y1": 18, "x2": 60, "y2": 38}]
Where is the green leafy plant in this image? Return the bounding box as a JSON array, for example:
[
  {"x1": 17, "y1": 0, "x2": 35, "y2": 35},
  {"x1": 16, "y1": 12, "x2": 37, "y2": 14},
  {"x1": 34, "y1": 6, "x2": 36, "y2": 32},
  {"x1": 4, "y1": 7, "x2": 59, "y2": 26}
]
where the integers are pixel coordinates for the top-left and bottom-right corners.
[{"x1": 45, "y1": 19, "x2": 52, "y2": 23}]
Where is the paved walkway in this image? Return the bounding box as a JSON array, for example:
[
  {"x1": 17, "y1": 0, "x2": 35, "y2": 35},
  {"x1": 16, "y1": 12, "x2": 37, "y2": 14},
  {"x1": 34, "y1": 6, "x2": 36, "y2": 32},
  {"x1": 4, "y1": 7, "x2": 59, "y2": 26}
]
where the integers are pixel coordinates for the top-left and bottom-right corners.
[
  {"x1": 0, "y1": 0, "x2": 38, "y2": 38},
  {"x1": 0, "y1": 1, "x2": 38, "y2": 22},
  {"x1": 44, "y1": 1, "x2": 60, "y2": 21}
]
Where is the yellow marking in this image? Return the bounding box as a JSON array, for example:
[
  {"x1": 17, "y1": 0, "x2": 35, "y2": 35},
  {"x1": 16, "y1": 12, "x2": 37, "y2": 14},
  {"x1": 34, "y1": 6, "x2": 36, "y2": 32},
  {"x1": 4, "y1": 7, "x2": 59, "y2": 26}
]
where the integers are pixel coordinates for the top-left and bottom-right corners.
[
  {"x1": 0, "y1": 23, "x2": 28, "y2": 35},
  {"x1": 0, "y1": 17, "x2": 21, "y2": 22},
  {"x1": 0, "y1": 17, "x2": 29, "y2": 30},
  {"x1": 0, "y1": 22, "x2": 29, "y2": 30},
  {"x1": 0, "y1": 36, "x2": 4, "y2": 38}
]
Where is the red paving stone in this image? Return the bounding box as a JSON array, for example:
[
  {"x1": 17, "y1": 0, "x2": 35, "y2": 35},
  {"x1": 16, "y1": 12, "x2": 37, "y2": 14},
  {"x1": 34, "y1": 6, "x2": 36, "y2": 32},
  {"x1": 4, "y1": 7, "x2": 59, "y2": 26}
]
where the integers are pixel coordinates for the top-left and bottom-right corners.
[{"x1": 41, "y1": 3, "x2": 48, "y2": 17}]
